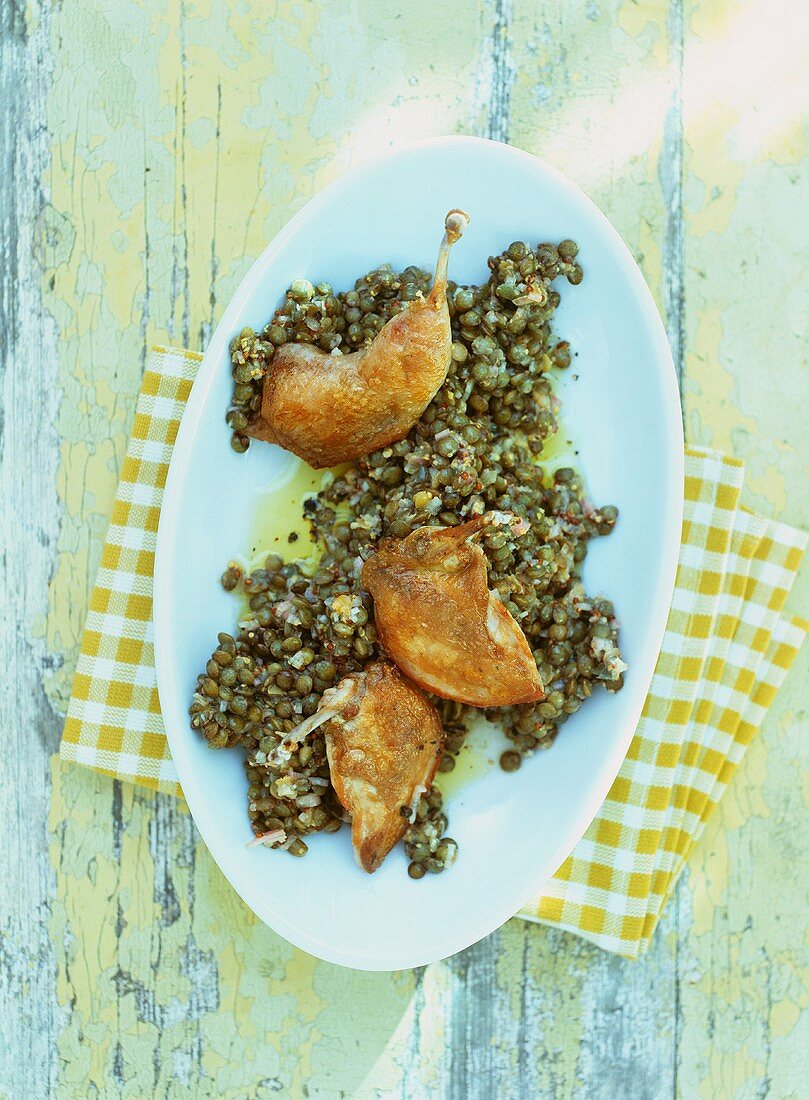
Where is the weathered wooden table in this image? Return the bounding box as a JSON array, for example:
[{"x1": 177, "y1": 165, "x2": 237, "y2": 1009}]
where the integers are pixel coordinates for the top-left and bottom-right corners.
[{"x1": 3, "y1": 1, "x2": 807, "y2": 1096}]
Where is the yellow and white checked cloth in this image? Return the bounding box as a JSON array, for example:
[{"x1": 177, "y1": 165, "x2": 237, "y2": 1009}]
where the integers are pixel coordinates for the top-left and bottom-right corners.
[{"x1": 61, "y1": 347, "x2": 808, "y2": 958}]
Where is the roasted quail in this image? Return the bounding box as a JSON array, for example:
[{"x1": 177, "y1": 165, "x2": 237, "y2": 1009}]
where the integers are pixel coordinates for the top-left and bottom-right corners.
[
  {"x1": 276, "y1": 661, "x2": 444, "y2": 873},
  {"x1": 362, "y1": 514, "x2": 544, "y2": 707},
  {"x1": 247, "y1": 209, "x2": 470, "y2": 467}
]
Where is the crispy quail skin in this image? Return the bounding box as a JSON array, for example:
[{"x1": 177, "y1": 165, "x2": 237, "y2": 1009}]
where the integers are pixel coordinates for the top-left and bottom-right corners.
[
  {"x1": 362, "y1": 516, "x2": 545, "y2": 707},
  {"x1": 279, "y1": 662, "x2": 444, "y2": 873},
  {"x1": 247, "y1": 210, "x2": 469, "y2": 467}
]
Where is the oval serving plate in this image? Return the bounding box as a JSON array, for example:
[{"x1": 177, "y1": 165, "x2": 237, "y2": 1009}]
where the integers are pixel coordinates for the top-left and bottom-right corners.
[{"x1": 154, "y1": 136, "x2": 683, "y2": 970}]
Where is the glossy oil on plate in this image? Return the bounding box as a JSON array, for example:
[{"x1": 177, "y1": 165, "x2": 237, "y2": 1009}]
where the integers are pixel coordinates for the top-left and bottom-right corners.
[{"x1": 153, "y1": 136, "x2": 684, "y2": 970}]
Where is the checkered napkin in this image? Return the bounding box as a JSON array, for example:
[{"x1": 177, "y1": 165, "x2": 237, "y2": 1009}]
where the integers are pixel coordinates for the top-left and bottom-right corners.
[{"x1": 60, "y1": 347, "x2": 808, "y2": 958}]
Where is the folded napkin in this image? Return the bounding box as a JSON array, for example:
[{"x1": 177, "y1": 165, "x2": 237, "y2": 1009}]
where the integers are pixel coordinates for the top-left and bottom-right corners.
[{"x1": 61, "y1": 347, "x2": 808, "y2": 958}]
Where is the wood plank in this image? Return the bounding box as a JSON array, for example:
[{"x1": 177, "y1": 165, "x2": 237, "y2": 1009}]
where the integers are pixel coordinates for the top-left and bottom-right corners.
[
  {"x1": 0, "y1": 1, "x2": 65, "y2": 1097},
  {"x1": 4, "y1": 0, "x2": 808, "y2": 1096}
]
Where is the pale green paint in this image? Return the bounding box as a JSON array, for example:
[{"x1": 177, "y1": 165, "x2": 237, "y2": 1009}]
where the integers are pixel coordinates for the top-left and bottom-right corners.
[{"x1": 1, "y1": 0, "x2": 807, "y2": 1097}]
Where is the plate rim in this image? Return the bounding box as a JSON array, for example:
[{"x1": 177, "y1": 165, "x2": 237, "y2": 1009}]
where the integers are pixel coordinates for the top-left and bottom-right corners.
[{"x1": 153, "y1": 135, "x2": 684, "y2": 970}]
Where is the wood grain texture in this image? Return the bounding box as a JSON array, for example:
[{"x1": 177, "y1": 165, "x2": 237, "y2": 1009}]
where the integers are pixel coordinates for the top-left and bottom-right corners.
[
  {"x1": 1, "y1": 1, "x2": 64, "y2": 1096},
  {"x1": 1, "y1": 1, "x2": 807, "y2": 1097}
]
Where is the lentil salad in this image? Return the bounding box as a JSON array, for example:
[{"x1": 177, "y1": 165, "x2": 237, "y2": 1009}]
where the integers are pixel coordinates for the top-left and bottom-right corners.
[{"x1": 189, "y1": 236, "x2": 625, "y2": 878}]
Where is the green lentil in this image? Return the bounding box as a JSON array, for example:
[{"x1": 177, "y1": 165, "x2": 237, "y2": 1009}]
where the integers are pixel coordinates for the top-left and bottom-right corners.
[
  {"x1": 197, "y1": 237, "x2": 623, "y2": 875},
  {"x1": 500, "y1": 750, "x2": 522, "y2": 773}
]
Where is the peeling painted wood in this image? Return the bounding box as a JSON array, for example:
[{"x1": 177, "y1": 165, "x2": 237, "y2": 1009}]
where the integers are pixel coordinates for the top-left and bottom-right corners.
[
  {"x1": 661, "y1": 0, "x2": 685, "y2": 390},
  {"x1": 485, "y1": 0, "x2": 514, "y2": 143},
  {"x1": 2, "y1": 1, "x2": 808, "y2": 1097},
  {"x1": 0, "y1": 0, "x2": 64, "y2": 1097}
]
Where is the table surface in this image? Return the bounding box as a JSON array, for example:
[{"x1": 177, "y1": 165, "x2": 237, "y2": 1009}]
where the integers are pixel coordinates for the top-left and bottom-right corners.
[{"x1": 2, "y1": 1, "x2": 808, "y2": 1097}]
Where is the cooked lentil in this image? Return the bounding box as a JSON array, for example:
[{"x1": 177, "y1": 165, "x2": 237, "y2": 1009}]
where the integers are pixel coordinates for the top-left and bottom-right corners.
[{"x1": 191, "y1": 237, "x2": 624, "y2": 876}]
